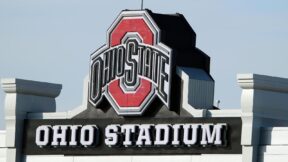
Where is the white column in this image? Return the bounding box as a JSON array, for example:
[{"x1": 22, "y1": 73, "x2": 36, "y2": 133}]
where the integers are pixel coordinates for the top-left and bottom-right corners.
[
  {"x1": 1, "y1": 78, "x2": 62, "y2": 162},
  {"x1": 238, "y1": 74, "x2": 288, "y2": 162}
]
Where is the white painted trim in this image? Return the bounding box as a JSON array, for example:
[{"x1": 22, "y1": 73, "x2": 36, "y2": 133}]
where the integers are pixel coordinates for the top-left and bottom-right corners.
[
  {"x1": 27, "y1": 112, "x2": 68, "y2": 119},
  {"x1": 176, "y1": 67, "x2": 205, "y2": 117},
  {"x1": 207, "y1": 109, "x2": 241, "y2": 117}
]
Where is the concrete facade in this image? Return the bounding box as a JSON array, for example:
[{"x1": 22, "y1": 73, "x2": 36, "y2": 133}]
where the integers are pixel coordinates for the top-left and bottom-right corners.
[{"x1": 1, "y1": 69, "x2": 288, "y2": 162}]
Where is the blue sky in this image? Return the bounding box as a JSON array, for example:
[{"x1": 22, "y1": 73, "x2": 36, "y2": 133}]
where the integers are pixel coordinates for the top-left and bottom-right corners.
[{"x1": 0, "y1": 0, "x2": 288, "y2": 129}]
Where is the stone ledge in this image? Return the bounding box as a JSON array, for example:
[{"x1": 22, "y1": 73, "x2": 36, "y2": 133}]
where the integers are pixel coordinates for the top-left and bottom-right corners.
[
  {"x1": 237, "y1": 74, "x2": 288, "y2": 93},
  {"x1": 1, "y1": 78, "x2": 62, "y2": 98}
]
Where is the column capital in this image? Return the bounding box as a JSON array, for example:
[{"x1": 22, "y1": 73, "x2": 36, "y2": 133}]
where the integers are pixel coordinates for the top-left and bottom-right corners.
[
  {"x1": 237, "y1": 73, "x2": 288, "y2": 93},
  {"x1": 1, "y1": 78, "x2": 62, "y2": 98}
]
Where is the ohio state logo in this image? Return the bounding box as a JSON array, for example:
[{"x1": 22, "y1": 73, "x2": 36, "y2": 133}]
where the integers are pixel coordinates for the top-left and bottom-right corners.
[{"x1": 89, "y1": 10, "x2": 172, "y2": 115}]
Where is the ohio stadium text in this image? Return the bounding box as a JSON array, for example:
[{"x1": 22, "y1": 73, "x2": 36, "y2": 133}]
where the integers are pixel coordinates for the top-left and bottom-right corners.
[{"x1": 35, "y1": 123, "x2": 227, "y2": 148}]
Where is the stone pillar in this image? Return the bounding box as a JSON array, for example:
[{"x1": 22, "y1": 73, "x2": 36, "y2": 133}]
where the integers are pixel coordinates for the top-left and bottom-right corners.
[
  {"x1": 1, "y1": 78, "x2": 62, "y2": 162},
  {"x1": 238, "y1": 74, "x2": 288, "y2": 162}
]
